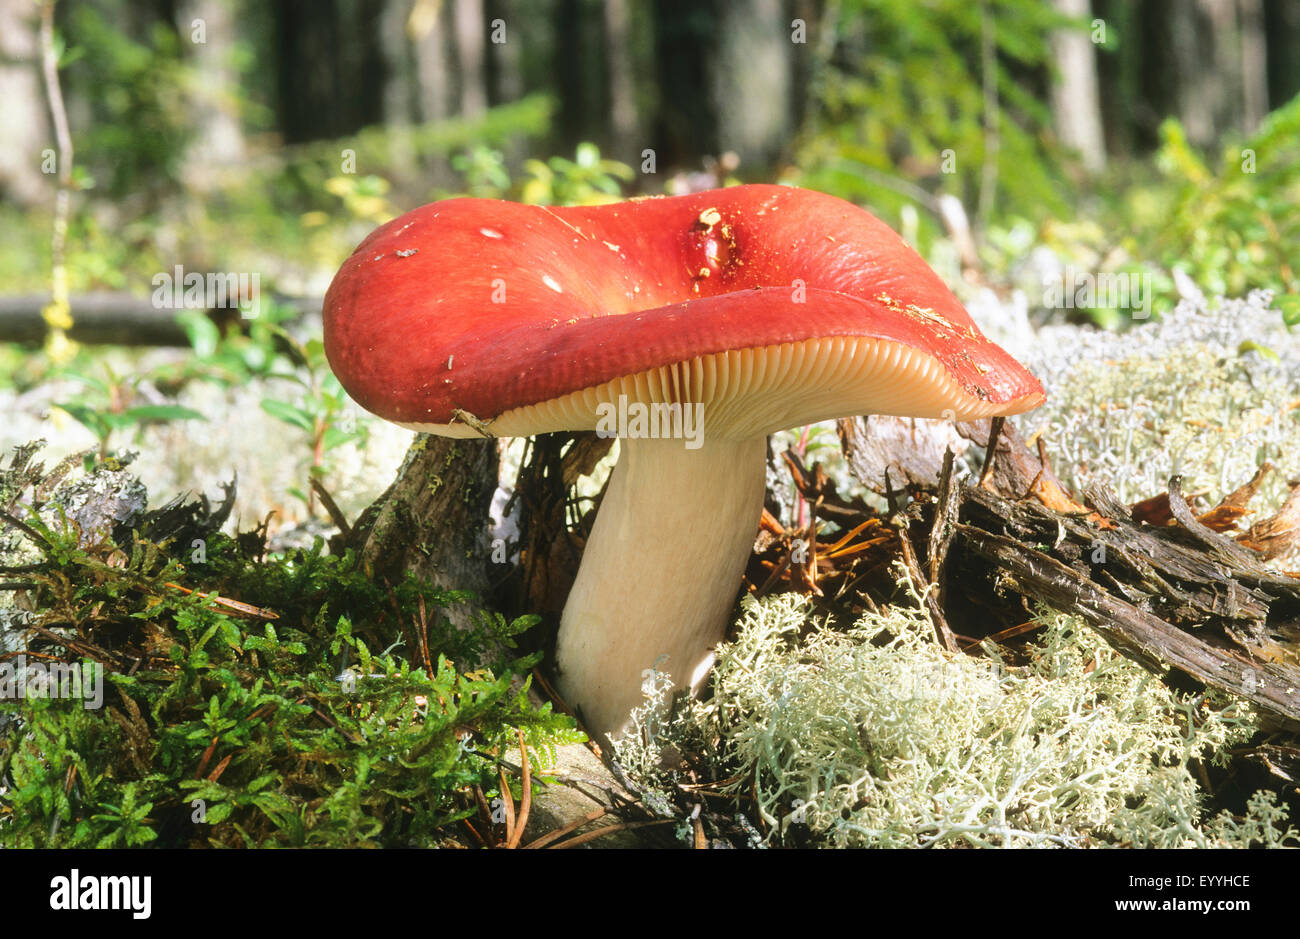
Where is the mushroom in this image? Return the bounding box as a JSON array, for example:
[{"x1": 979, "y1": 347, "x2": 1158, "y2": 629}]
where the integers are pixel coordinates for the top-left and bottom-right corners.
[{"x1": 323, "y1": 184, "x2": 1045, "y2": 742}]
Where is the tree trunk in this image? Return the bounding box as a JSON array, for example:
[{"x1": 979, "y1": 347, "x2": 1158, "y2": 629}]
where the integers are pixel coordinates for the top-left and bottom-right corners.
[
  {"x1": 603, "y1": 0, "x2": 639, "y2": 163},
  {"x1": 555, "y1": 0, "x2": 586, "y2": 148},
  {"x1": 711, "y1": 0, "x2": 793, "y2": 171},
  {"x1": 0, "y1": 0, "x2": 49, "y2": 207},
  {"x1": 452, "y1": 0, "x2": 487, "y2": 117},
  {"x1": 276, "y1": 0, "x2": 343, "y2": 142},
  {"x1": 1170, "y1": 0, "x2": 1244, "y2": 147},
  {"x1": 651, "y1": 0, "x2": 717, "y2": 166},
  {"x1": 410, "y1": 0, "x2": 451, "y2": 123},
  {"x1": 1238, "y1": 0, "x2": 1269, "y2": 133},
  {"x1": 356, "y1": 435, "x2": 499, "y2": 629},
  {"x1": 1263, "y1": 0, "x2": 1300, "y2": 115},
  {"x1": 378, "y1": 0, "x2": 418, "y2": 177},
  {"x1": 1049, "y1": 0, "x2": 1107, "y2": 171},
  {"x1": 379, "y1": 0, "x2": 417, "y2": 125},
  {"x1": 175, "y1": 0, "x2": 247, "y2": 189},
  {"x1": 485, "y1": 0, "x2": 521, "y2": 105}
]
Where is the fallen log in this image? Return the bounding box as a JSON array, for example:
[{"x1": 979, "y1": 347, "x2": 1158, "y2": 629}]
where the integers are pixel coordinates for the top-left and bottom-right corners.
[
  {"x1": 952, "y1": 485, "x2": 1300, "y2": 723},
  {"x1": 0, "y1": 293, "x2": 321, "y2": 346},
  {"x1": 764, "y1": 418, "x2": 1300, "y2": 725},
  {"x1": 928, "y1": 427, "x2": 1300, "y2": 724}
]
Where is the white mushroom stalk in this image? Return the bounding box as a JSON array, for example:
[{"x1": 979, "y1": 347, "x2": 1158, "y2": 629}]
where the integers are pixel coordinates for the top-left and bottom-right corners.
[{"x1": 554, "y1": 435, "x2": 767, "y2": 740}]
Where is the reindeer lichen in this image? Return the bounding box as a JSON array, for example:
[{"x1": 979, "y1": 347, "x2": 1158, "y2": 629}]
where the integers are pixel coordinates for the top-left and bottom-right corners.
[
  {"x1": 618, "y1": 587, "x2": 1295, "y2": 848},
  {"x1": 1019, "y1": 292, "x2": 1300, "y2": 569}
]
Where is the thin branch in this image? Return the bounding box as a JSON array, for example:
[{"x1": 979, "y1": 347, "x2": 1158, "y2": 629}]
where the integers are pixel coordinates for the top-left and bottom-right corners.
[
  {"x1": 978, "y1": 417, "x2": 1005, "y2": 490},
  {"x1": 38, "y1": 0, "x2": 76, "y2": 359},
  {"x1": 549, "y1": 819, "x2": 674, "y2": 849},
  {"x1": 522, "y1": 806, "x2": 610, "y2": 850},
  {"x1": 309, "y1": 477, "x2": 352, "y2": 540},
  {"x1": 505, "y1": 729, "x2": 531, "y2": 849}
]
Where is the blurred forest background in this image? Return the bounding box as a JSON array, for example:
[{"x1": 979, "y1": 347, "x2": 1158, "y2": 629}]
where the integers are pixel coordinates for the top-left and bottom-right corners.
[
  {"x1": 3, "y1": 0, "x2": 1300, "y2": 851},
  {"x1": 2, "y1": 0, "x2": 1299, "y2": 320},
  {"x1": 1, "y1": 0, "x2": 1298, "y2": 521}
]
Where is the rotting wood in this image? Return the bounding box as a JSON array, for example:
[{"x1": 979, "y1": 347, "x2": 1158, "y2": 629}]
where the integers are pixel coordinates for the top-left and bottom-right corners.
[
  {"x1": 756, "y1": 417, "x2": 1300, "y2": 726},
  {"x1": 351, "y1": 433, "x2": 498, "y2": 631},
  {"x1": 956, "y1": 521, "x2": 1300, "y2": 722}
]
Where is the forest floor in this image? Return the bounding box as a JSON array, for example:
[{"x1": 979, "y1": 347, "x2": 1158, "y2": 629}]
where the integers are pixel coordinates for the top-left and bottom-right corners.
[{"x1": 3, "y1": 288, "x2": 1298, "y2": 848}]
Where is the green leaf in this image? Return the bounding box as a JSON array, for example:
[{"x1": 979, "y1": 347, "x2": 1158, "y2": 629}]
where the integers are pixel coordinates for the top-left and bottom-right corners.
[
  {"x1": 122, "y1": 404, "x2": 207, "y2": 424},
  {"x1": 205, "y1": 801, "x2": 234, "y2": 824},
  {"x1": 321, "y1": 426, "x2": 358, "y2": 452},
  {"x1": 260, "y1": 398, "x2": 315, "y2": 433},
  {"x1": 177, "y1": 309, "x2": 220, "y2": 357},
  {"x1": 54, "y1": 403, "x2": 110, "y2": 438},
  {"x1": 1237, "y1": 340, "x2": 1279, "y2": 362},
  {"x1": 1277, "y1": 294, "x2": 1300, "y2": 328}
]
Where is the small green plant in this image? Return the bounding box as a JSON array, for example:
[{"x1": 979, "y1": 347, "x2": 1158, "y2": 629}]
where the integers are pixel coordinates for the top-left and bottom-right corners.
[
  {"x1": 520, "y1": 143, "x2": 635, "y2": 206},
  {"x1": 53, "y1": 362, "x2": 205, "y2": 459},
  {"x1": 323, "y1": 174, "x2": 397, "y2": 225},
  {"x1": 0, "y1": 444, "x2": 582, "y2": 847},
  {"x1": 259, "y1": 333, "x2": 368, "y2": 513},
  {"x1": 170, "y1": 300, "x2": 301, "y2": 387},
  {"x1": 1142, "y1": 94, "x2": 1300, "y2": 307},
  {"x1": 450, "y1": 145, "x2": 512, "y2": 198},
  {"x1": 794, "y1": 0, "x2": 1074, "y2": 249}
]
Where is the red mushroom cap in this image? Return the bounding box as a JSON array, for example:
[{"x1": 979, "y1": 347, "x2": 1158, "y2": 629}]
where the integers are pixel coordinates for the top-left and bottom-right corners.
[{"x1": 324, "y1": 184, "x2": 1044, "y2": 434}]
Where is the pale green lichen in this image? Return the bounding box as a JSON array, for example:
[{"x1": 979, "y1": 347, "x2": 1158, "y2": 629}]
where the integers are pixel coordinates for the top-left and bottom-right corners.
[
  {"x1": 1018, "y1": 292, "x2": 1300, "y2": 570},
  {"x1": 617, "y1": 583, "x2": 1296, "y2": 848}
]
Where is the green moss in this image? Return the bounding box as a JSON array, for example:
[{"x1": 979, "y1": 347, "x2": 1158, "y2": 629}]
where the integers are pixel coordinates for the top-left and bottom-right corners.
[{"x1": 0, "y1": 445, "x2": 582, "y2": 847}]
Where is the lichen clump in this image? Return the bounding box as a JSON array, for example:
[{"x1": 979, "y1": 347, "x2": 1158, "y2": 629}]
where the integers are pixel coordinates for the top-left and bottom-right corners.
[
  {"x1": 1020, "y1": 293, "x2": 1300, "y2": 561},
  {"x1": 618, "y1": 589, "x2": 1297, "y2": 848}
]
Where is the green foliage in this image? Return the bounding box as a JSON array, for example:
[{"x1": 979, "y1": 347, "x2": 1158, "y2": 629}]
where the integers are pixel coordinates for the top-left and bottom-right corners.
[
  {"x1": 451, "y1": 146, "x2": 512, "y2": 198},
  {"x1": 38, "y1": 298, "x2": 317, "y2": 461},
  {"x1": 52, "y1": 362, "x2": 205, "y2": 459},
  {"x1": 519, "y1": 143, "x2": 636, "y2": 206},
  {"x1": 0, "y1": 447, "x2": 581, "y2": 847},
  {"x1": 170, "y1": 301, "x2": 301, "y2": 386},
  {"x1": 321, "y1": 174, "x2": 398, "y2": 226},
  {"x1": 62, "y1": 5, "x2": 191, "y2": 198},
  {"x1": 1136, "y1": 94, "x2": 1300, "y2": 305},
  {"x1": 794, "y1": 0, "x2": 1073, "y2": 252},
  {"x1": 439, "y1": 141, "x2": 636, "y2": 207},
  {"x1": 978, "y1": 93, "x2": 1300, "y2": 329},
  {"x1": 258, "y1": 332, "x2": 368, "y2": 510},
  {"x1": 0, "y1": 95, "x2": 555, "y2": 297}
]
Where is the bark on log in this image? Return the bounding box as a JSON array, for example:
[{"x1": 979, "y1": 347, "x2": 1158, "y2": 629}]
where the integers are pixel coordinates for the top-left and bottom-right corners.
[
  {"x1": 0, "y1": 293, "x2": 320, "y2": 345},
  {"x1": 836, "y1": 416, "x2": 1300, "y2": 725},
  {"x1": 951, "y1": 486, "x2": 1300, "y2": 723},
  {"x1": 353, "y1": 434, "x2": 499, "y2": 630}
]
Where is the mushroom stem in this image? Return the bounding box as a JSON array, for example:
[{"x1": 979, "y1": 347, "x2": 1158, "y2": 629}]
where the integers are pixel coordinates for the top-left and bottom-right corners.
[{"x1": 555, "y1": 434, "x2": 768, "y2": 742}]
